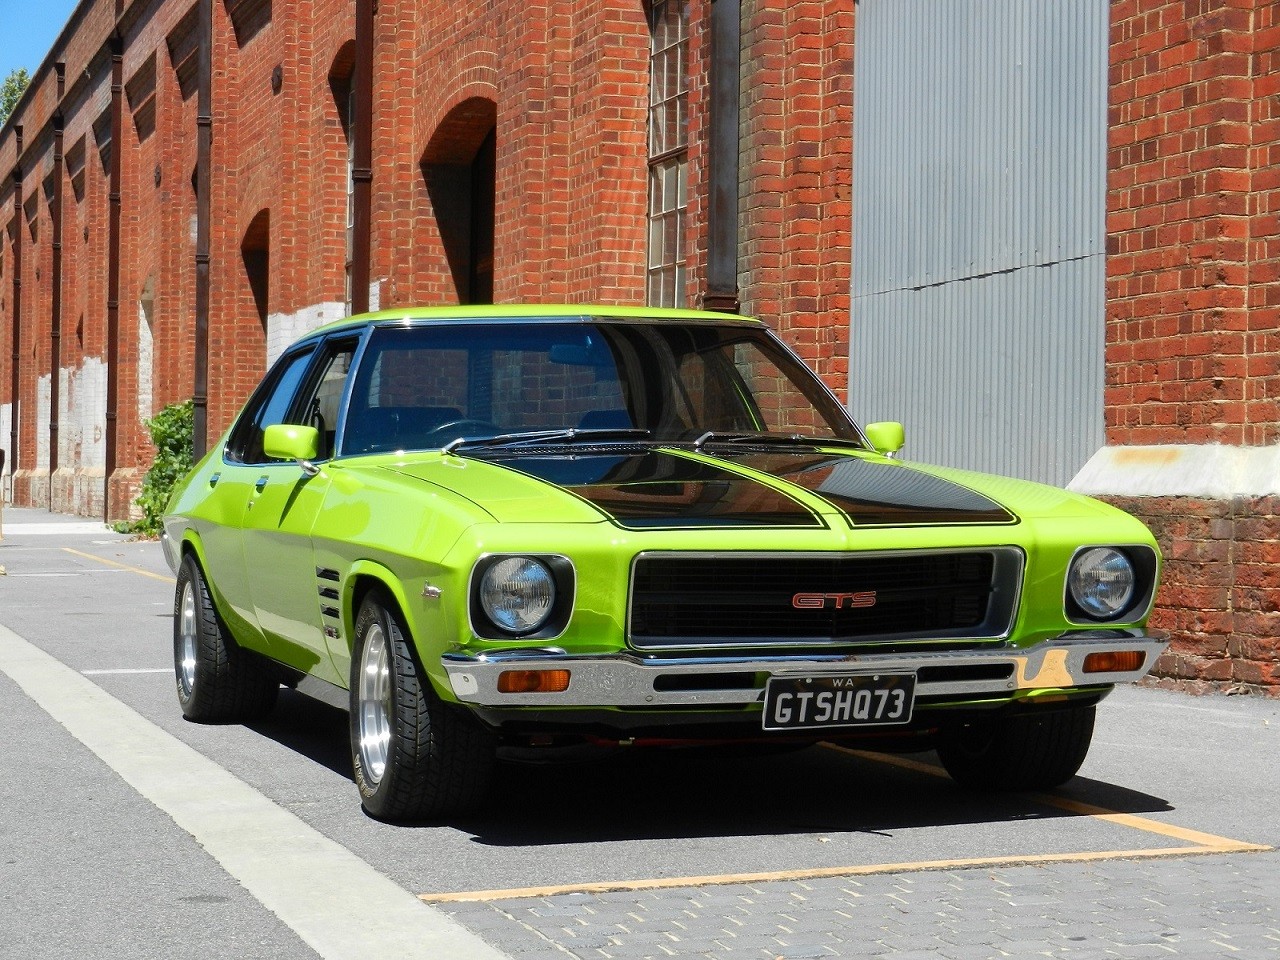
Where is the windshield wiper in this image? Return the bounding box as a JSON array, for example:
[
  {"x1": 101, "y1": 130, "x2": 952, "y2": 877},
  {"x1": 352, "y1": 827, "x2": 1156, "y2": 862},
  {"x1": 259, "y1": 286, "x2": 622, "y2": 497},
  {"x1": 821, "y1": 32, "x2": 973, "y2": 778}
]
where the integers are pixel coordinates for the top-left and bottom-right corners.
[
  {"x1": 443, "y1": 427, "x2": 653, "y2": 455},
  {"x1": 692, "y1": 431, "x2": 866, "y2": 451}
]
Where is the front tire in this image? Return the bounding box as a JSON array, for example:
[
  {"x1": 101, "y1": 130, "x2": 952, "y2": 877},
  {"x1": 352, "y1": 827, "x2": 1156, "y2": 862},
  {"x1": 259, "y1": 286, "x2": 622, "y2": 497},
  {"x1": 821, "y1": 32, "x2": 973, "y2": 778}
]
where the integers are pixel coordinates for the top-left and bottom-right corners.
[
  {"x1": 349, "y1": 588, "x2": 495, "y2": 822},
  {"x1": 174, "y1": 553, "x2": 278, "y2": 723},
  {"x1": 936, "y1": 704, "x2": 1096, "y2": 791}
]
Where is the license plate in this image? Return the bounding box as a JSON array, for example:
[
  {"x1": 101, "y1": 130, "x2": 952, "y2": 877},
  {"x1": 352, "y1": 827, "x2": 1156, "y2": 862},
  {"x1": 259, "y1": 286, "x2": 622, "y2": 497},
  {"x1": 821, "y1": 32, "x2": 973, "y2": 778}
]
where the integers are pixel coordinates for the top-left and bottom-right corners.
[{"x1": 762, "y1": 673, "x2": 915, "y2": 731}]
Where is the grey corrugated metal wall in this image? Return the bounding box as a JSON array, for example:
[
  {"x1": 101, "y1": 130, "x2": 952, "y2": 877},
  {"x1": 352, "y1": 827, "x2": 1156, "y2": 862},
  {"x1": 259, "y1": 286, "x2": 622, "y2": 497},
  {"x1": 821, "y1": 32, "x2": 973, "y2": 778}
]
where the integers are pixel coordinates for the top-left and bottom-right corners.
[{"x1": 849, "y1": 0, "x2": 1107, "y2": 487}]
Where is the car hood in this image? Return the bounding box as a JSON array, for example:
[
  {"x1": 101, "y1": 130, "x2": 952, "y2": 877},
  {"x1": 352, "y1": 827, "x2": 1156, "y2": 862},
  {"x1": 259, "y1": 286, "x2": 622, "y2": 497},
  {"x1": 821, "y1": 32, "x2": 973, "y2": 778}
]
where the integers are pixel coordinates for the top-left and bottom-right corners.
[{"x1": 381, "y1": 447, "x2": 1115, "y2": 529}]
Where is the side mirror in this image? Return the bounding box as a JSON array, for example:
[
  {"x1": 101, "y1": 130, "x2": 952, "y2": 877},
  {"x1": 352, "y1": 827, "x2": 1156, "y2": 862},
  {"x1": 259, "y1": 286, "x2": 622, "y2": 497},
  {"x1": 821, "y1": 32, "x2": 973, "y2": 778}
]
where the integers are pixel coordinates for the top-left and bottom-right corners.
[
  {"x1": 863, "y1": 421, "x2": 905, "y2": 458},
  {"x1": 263, "y1": 424, "x2": 321, "y2": 475}
]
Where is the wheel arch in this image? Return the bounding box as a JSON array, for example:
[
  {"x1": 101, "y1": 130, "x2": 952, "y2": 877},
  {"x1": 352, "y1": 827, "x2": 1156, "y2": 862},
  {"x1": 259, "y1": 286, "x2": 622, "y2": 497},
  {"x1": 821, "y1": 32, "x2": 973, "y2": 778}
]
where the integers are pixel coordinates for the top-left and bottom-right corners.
[
  {"x1": 343, "y1": 561, "x2": 419, "y2": 654},
  {"x1": 178, "y1": 529, "x2": 208, "y2": 568},
  {"x1": 342, "y1": 562, "x2": 457, "y2": 700},
  {"x1": 176, "y1": 533, "x2": 223, "y2": 611}
]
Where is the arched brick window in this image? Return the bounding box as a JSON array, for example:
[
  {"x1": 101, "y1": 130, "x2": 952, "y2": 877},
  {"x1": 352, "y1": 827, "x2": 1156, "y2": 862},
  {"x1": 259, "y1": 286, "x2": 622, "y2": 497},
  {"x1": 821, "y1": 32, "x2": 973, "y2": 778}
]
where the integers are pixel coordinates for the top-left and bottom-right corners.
[
  {"x1": 647, "y1": 0, "x2": 689, "y2": 308},
  {"x1": 420, "y1": 97, "x2": 497, "y2": 305},
  {"x1": 242, "y1": 210, "x2": 270, "y2": 334}
]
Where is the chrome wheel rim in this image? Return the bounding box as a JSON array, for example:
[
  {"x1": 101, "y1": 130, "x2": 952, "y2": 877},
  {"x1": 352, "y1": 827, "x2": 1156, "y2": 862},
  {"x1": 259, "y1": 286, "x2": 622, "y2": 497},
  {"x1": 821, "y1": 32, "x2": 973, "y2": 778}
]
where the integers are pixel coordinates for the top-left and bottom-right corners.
[
  {"x1": 178, "y1": 580, "x2": 198, "y2": 697},
  {"x1": 357, "y1": 621, "x2": 392, "y2": 784}
]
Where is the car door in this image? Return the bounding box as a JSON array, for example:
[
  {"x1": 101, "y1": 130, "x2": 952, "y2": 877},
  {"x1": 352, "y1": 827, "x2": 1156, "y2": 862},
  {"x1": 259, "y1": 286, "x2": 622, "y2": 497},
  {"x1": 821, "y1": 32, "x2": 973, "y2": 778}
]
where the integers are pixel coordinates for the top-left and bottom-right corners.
[
  {"x1": 240, "y1": 336, "x2": 359, "y2": 686},
  {"x1": 198, "y1": 344, "x2": 320, "y2": 653}
]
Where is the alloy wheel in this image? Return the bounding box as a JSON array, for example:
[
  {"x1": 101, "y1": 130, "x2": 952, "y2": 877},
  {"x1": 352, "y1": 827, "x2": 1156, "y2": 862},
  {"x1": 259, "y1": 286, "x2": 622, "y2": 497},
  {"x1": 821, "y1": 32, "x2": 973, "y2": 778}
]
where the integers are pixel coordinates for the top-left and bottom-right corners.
[{"x1": 356, "y1": 621, "x2": 392, "y2": 784}]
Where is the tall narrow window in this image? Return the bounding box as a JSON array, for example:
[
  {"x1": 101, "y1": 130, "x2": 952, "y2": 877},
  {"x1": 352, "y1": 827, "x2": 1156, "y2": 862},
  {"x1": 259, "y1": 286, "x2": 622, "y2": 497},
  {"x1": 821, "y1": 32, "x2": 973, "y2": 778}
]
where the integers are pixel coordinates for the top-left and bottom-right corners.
[{"x1": 647, "y1": 0, "x2": 689, "y2": 308}]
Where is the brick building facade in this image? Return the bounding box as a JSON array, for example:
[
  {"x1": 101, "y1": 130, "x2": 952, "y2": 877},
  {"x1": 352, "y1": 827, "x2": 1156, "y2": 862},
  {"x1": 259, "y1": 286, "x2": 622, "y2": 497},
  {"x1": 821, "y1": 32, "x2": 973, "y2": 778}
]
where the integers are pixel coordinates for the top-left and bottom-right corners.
[
  {"x1": 1, "y1": 0, "x2": 1277, "y2": 695},
  {"x1": 1074, "y1": 0, "x2": 1280, "y2": 695}
]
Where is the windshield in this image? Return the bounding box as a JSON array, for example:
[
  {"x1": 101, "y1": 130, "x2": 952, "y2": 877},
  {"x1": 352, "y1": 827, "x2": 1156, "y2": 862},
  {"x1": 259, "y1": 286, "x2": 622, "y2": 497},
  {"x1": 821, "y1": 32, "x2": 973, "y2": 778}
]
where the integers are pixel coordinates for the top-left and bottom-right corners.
[{"x1": 339, "y1": 320, "x2": 863, "y2": 455}]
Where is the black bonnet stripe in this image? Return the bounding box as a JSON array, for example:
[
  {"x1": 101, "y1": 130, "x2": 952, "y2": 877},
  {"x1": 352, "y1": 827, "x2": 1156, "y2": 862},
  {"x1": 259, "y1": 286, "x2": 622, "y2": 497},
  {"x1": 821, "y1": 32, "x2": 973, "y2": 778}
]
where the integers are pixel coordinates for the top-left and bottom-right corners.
[
  {"x1": 471, "y1": 450, "x2": 825, "y2": 529},
  {"x1": 729, "y1": 452, "x2": 1017, "y2": 526}
]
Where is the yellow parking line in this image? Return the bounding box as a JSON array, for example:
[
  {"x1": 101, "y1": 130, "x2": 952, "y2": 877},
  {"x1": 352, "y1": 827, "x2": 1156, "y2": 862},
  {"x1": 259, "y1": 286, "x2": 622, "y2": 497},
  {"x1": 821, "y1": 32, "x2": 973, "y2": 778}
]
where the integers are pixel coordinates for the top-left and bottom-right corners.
[
  {"x1": 421, "y1": 743, "x2": 1269, "y2": 904},
  {"x1": 61, "y1": 547, "x2": 175, "y2": 584},
  {"x1": 1033, "y1": 795, "x2": 1268, "y2": 851},
  {"x1": 823, "y1": 745, "x2": 1270, "y2": 853},
  {"x1": 420, "y1": 845, "x2": 1256, "y2": 903}
]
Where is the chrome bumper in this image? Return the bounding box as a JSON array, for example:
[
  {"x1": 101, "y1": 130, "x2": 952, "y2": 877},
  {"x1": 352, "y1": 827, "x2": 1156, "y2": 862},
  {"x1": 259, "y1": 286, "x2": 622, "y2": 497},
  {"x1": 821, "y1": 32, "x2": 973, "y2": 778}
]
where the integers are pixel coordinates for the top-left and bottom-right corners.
[{"x1": 442, "y1": 630, "x2": 1169, "y2": 708}]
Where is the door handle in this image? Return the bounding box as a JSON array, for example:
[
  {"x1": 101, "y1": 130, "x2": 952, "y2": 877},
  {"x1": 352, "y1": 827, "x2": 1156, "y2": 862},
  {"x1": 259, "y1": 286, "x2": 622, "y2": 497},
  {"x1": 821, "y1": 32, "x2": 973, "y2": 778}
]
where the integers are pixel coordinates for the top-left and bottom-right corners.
[
  {"x1": 255, "y1": 475, "x2": 269, "y2": 492},
  {"x1": 209, "y1": 472, "x2": 220, "y2": 487}
]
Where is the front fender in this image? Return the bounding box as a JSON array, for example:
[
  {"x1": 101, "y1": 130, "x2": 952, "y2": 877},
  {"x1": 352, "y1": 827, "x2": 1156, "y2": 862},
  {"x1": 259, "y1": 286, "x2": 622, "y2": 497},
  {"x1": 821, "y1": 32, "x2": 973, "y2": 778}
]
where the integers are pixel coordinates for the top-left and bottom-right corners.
[{"x1": 338, "y1": 559, "x2": 457, "y2": 698}]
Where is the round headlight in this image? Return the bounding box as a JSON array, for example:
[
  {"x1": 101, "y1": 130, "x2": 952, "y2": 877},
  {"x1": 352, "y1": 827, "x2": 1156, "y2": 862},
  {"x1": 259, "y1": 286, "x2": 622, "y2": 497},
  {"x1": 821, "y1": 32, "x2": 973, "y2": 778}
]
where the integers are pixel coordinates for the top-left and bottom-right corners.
[
  {"x1": 479, "y1": 557, "x2": 555, "y2": 634},
  {"x1": 1067, "y1": 547, "x2": 1136, "y2": 620}
]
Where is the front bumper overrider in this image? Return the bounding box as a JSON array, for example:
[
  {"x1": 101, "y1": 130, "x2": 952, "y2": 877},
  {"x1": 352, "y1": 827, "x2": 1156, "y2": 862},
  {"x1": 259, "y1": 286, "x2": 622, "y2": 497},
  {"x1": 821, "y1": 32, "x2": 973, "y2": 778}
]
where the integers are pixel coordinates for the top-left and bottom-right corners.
[{"x1": 442, "y1": 630, "x2": 1169, "y2": 709}]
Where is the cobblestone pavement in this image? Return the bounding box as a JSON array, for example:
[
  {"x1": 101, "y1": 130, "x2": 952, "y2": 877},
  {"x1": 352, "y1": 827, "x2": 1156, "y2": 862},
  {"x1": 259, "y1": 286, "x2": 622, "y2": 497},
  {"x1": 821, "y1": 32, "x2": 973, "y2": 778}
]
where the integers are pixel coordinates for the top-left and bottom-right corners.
[{"x1": 443, "y1": 852, "x2": 1280, "y2": 959}]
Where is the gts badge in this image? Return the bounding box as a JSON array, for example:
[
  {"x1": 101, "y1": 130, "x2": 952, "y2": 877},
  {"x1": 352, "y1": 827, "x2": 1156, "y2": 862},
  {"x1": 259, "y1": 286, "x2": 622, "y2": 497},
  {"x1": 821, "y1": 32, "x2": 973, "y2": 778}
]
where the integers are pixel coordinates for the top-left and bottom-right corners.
[{"x1": 792, "y1": 591, "x2": 878, "y2": 610}]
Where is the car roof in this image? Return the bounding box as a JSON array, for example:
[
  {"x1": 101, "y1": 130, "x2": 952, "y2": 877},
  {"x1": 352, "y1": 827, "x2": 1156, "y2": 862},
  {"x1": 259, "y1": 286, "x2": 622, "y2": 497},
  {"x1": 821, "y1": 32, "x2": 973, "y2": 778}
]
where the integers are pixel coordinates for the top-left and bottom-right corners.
[{"x1": 307, "y1": 303, "x2": 762, "y2": 339}]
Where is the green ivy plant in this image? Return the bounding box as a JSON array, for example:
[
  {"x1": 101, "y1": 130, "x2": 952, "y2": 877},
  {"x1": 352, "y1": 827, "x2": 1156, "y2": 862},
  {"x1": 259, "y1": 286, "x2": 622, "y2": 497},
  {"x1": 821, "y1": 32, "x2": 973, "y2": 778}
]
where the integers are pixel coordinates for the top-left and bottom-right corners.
[{"x1": 117, "y1": 400, "x2": 194, "y2": 536}]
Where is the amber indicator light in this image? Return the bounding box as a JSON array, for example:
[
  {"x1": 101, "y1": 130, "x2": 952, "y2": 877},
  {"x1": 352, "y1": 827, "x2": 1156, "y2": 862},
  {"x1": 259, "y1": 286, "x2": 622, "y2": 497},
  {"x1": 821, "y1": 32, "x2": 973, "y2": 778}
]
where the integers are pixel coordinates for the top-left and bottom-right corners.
[
  {"x1": 498, "y1": 669, "x2": 572, "y2": 693},
  {"x1": 1083, "y1": 650, "x2": 1145, "y2": 674}
]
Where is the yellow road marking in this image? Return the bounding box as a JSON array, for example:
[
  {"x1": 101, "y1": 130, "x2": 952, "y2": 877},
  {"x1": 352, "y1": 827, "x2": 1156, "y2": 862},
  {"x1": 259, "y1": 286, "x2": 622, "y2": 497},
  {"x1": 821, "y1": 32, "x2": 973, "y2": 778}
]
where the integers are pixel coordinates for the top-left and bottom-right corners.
[
  {"x1": 421, "y1": 742, "x2": 1269, "y2": 903},
  {"x1": 823, "y1": 745, "x2": 1270, "y2": 852},
  {"x1": 1032, "y1": 795, "x2": 1268, "y2": 850},
  {"x1": 420, "y1": 845, "x2": 1255, "y2": 903},
  {"x1": 61, "y1": 547, "x2": 175, "y2": 584}
]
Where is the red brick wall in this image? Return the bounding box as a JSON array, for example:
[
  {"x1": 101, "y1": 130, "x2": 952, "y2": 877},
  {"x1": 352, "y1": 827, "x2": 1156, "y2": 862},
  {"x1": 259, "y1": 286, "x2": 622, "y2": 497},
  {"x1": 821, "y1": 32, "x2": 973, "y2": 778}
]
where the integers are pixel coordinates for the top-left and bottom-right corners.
[
  {"x1": 738, "y1": 0, "x2": 854, "y2": 397},
  {"x1": 1107, "y1": 0, "x2": 1274, "y2": 446},
  {"x1": 1107, "y1": 1, "x2": 1280, "y2": 696},
  {"x1": 1108, "y1": 495, "x2": 1280, "y2": 694}
]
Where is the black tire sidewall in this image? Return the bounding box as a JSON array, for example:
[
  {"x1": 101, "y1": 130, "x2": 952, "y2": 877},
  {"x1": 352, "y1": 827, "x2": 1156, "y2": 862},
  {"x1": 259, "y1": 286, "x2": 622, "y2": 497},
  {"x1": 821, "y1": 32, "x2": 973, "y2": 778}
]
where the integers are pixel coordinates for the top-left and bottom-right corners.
[
  {"x1": 174, "y1": 554, "x2": 210, "y2": 716},
  {"x1": 938, "y1": 704, "x2": 1096, "y2": 791},
  {"x1": 349, "y1": 590, "x2": 428, "y2": 815},
  {"x1": 172, "y1": 552, "x2": 278, "y2": 723}
]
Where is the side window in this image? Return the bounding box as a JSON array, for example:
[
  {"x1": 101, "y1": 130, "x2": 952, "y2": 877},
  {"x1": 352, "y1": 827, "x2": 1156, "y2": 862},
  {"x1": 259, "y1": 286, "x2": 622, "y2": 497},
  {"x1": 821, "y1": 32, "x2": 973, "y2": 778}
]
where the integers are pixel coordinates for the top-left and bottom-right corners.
[
  {"x1": 299, "y1": 339, "x2": 358, "y2": 459},
  {"x1": 226, "y1": 347, "x2": 318, "y2": 464}
]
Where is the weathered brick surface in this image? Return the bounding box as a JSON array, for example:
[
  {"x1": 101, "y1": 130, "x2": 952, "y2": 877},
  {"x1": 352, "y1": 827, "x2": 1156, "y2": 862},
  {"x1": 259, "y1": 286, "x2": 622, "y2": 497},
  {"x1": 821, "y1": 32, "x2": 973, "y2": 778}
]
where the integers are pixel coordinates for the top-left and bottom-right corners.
[{"x1": 1105, "y1": 495, "x2": 1280, "y2": 697}]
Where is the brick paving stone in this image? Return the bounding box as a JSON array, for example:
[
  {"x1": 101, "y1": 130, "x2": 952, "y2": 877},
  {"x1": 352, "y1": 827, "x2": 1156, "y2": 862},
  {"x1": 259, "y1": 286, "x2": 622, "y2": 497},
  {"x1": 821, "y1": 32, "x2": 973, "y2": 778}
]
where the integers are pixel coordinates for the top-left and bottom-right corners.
[
  {"x1": 879, "y1": 939, "x2": 951, "y2": 955},
  {"x1": 530, "y1": 904, "x2": 592, "y2": 918},
  {"x1": 445, "y1": 853, "x2": 1280, "y2": 960},
  {"x1": 1106, "y1": 929, "x2": 1175, "y2": 945},
  {"x1": 939, "y1": 918, "x2": 1010, "y2": 936},
  {"x1": 772, "y1": 945, "x2": 838, "y2": 959},
  {"x1": 990, "y1": 939, "x2": 1059, "y2": 955},
  {"x1": 1096, "y1": 945, "x2": 1175, "y2": 959},
  {"x1": 661, "y1": 939, "x2": 733, "y2": 955}
]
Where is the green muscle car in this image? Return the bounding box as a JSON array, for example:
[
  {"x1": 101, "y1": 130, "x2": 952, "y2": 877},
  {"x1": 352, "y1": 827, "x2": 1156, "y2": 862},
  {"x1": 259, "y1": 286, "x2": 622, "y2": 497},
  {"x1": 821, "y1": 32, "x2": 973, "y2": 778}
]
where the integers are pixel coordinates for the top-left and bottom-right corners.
[{"x1": 163, "y1": 305, "x2": 1166, "y2": 822}]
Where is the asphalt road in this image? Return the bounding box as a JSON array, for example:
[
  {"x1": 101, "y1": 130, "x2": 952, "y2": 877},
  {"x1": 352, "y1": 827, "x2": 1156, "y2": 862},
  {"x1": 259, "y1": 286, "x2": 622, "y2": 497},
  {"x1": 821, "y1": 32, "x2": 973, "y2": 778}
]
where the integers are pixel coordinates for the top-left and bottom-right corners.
[{"x1": 1, "y1": 505, "x2": 1276, "y2": 959}]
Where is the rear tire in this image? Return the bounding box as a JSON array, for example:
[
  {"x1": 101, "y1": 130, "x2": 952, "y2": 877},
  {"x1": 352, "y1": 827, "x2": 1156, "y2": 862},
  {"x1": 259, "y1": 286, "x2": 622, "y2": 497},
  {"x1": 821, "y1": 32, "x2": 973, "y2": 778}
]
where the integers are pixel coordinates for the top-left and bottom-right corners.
[
  {"x1": 349, "y1": 588, "x2": 495, "y2": 822},
  {"x1": 174, "y1": 553, "x2": 279, "y2": 723},
  {"x1": 936, "y1": 704, "x2": 1096, "y2": 791}
]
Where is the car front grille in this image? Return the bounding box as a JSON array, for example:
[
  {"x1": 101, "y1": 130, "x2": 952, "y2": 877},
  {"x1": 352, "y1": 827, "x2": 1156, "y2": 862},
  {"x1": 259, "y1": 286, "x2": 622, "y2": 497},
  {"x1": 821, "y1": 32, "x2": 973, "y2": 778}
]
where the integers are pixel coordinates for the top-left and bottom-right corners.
[{"x1": 628, "y1": 549, "x2": 1023, "y2": 650}]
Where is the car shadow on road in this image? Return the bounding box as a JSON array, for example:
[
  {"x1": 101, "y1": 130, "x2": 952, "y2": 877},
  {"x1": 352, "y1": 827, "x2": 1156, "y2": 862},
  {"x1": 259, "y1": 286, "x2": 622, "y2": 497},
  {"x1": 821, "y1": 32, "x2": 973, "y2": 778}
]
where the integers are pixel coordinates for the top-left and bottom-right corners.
[
  {"x1": 240, "y1": 692, "x2": 1173, "y2": 841},
  {"x1": 247, "y1": 688, "x2": 355, "y2": 781},
  {"x1": 457, "y1": 745, "x2": 1174, "y2": 845}
]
